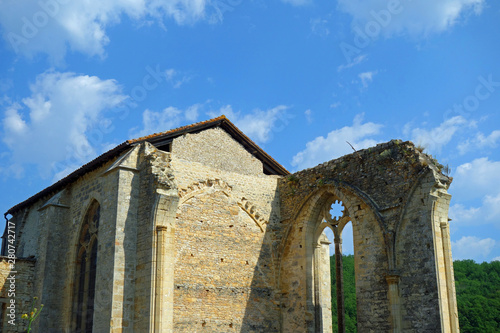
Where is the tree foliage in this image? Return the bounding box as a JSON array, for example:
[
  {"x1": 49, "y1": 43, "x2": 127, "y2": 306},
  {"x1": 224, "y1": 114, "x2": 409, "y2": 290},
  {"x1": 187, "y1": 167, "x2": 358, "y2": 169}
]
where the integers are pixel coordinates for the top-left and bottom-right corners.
[
  {"x1": 454, "y1": 259, "x2": 500, "y2": 332},
  {"x1": 329, "y1": 257, "x2": 500, "y2": 332},
  {"x1": 330, "y1": 254, "x2": 357, "y2": 332}
]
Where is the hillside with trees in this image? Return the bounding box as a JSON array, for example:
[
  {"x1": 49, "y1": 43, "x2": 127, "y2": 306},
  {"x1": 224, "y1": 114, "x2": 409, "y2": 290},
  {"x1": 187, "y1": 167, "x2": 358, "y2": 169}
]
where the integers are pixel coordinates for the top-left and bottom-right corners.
[
  {"x1": 330, "y1": 256, "x2": 500, "y2": 332},
  {"x1": 453, "y1": 259, "x2": 500, "y2": 332}
]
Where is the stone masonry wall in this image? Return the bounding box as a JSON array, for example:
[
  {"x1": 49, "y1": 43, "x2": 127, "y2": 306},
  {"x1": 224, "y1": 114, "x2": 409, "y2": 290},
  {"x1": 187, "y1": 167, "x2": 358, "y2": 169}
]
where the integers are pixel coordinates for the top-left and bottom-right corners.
[
  {"x1": 396, "y1": 170, "x2": 442, "y2": 332},
  {"x1": 170, "y1": 128, "x2": 282, "y2": 332},
  {"x1": 172, "y1": 127, "x2": 264, "y2": 176},
  {"x1": 3, "y1": 149, "x2": 141, "y2": 332},
  {"x1": 278, "y1": 140, "x2": 457, "y2": 332}
]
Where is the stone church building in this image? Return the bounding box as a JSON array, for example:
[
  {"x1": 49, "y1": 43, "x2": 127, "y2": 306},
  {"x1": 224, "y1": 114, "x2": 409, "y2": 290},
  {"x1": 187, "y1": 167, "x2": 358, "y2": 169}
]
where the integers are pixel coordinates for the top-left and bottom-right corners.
[{"x1": 0, "y1": 116, "x2": 459, "y2": 332}]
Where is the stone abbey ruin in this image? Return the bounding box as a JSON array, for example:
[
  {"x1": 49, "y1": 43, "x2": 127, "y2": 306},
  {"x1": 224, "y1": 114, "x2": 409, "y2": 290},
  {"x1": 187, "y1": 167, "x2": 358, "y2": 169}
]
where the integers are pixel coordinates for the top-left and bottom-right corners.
[{"x1": 0, "y1": 116, "x2": 459, "y2": 332}]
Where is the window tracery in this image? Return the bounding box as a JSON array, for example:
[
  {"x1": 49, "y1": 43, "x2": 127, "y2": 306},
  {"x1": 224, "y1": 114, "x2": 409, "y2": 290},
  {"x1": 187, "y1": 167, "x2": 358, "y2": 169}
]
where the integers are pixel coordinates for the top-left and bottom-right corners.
[{"x1": 73, "y1": 201, "x2": 100, "y2": 333}]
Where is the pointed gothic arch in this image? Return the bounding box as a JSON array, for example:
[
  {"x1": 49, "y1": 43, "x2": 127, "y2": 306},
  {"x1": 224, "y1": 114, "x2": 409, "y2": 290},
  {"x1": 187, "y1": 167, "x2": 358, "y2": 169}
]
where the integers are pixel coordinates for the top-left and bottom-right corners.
[
  {"x1": 72, "y1": 200, "x2": 100, "y2": 333},
  {"x1": 280, "y1": 184, "x2": 388, "y2": 333}
]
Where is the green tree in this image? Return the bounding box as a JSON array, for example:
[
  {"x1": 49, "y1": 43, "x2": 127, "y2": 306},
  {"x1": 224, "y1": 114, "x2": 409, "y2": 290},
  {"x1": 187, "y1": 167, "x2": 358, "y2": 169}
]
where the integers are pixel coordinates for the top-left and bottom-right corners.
[
  {"x1": 454, "y1": 259, "x2": 500, "y2": 332},
  {"x1": 330, "y1": 254, "x2": 357, "y2": 333},
  {"x1": 329, "y1": 257, "x2": 500, "y2": 332}
]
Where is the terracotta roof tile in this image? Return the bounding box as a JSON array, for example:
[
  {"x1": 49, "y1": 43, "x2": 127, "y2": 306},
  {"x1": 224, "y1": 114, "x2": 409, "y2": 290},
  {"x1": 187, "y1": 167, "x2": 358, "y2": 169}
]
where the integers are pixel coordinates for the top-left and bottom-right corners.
[{"x1": 127, "y1": 115, "x2": 227, "y2": 144}]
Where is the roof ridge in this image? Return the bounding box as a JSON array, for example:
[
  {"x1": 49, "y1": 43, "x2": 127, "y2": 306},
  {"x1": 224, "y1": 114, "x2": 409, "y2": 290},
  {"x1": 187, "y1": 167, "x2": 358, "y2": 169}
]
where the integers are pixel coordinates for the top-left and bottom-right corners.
[
  {"x1": 6, "y1": 114, "x2": 288, "y2": 216},
  {"x1": 128, "y1": 115, "x2": 227, "y2": 144}
]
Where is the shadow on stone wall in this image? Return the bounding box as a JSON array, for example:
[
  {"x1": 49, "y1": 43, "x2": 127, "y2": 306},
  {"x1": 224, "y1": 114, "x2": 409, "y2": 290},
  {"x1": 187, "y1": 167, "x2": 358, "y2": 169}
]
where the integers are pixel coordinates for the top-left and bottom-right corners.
[{"x1": 240, "y1": 186, "x2": 282, "y2": 332}]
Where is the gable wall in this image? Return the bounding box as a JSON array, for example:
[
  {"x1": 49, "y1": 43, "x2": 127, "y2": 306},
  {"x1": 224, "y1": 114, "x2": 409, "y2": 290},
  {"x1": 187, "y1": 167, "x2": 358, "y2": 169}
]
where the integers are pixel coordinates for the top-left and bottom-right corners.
[
  {"x1": 170, "y1": 145, "x2": 282, "y2": 332},
  {"x1": 172, "y1": 127, "x2": 264, "y2": 176}
]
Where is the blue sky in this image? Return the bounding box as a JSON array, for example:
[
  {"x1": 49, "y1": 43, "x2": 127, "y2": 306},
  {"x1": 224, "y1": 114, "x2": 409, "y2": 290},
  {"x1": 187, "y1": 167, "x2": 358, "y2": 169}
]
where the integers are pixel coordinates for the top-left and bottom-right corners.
[{"x1": 0, "y1": 0, "x2": 499, "y2": 262}]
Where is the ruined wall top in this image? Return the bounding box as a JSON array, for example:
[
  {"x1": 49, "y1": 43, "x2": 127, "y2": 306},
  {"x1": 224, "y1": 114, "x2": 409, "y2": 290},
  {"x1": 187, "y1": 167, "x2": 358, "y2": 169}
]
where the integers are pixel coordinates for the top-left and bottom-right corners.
[{"x1": 279, "y1": 140, "x2": 452, "y2": 222}]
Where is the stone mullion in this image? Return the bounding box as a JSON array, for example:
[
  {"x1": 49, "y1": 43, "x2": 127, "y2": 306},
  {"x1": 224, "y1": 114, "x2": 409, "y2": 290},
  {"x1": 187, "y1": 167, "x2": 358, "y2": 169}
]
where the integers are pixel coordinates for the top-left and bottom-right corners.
[{"x1": 333, "y1": 227, "x2": 345, "y2": 333}]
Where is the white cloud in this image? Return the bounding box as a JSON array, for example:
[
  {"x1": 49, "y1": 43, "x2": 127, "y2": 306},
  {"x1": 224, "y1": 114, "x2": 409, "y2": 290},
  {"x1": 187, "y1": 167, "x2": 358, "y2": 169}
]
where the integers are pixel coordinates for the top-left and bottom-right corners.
[
  {"x1": 291, "y1": 113, "x2": 383, "y2": 170},
  {"x1": 458, "y1": 130, "x2": 500, "y2": 154},
  {"x1": 135, "y1": 103, "x2": 290, "y2": 146},
  {"x1": 451, "y1": 236, "x2": 495, "y2": 261},
  {"x1": 0, "y1": 0, "x2": 212, "y2": 62},
  {"x1": 212, "y1": 105, "x2": 291, "y2": 144},
  {"x1": 305, "y1": 109, "x2": 313, "y2": 123},
  {"x1": 338, "y1": 0, "x2": 484, "y2": 38},
  {"x1": 1, "y1": 70, "x2": 126, "y2": 178},
  {"x1": 452, "y1": 157, "x2": 500, "y2": 201},
  {"x1": 164, "y1": 68, "x2": 192, "y2": 89},
  {"x1": 405, "y1": 116, "x2": 470, "y2": 154},
  {"x1": 448, "y1": 158, "x2": 500, "y2": 228},
  {"x1": 358, "y1": 70, "x2": 377, "y2": 88},
  {"x1": 449, "y1": 194, "x2": 500, "y2": 228},
  {"x1": 133, "y1": 103, "x2": 202, "y2": 138},
  {"x1": 493, "y1": 257, "x2": 500, "y2": 262},
  {"x1": 449, "y1": 203, "x2": 481, "y2": 224}
]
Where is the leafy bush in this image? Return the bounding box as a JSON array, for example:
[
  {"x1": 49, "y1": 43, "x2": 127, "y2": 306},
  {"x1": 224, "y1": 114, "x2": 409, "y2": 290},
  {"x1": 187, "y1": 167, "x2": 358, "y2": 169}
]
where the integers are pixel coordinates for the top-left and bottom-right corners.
[{"x1": 328, "y1": 257, "x2": 500, "y2": 332}]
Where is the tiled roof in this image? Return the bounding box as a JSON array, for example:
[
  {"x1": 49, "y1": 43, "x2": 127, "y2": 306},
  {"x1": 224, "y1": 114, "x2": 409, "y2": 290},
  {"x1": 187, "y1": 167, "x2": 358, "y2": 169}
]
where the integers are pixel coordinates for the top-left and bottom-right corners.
[
  {"x1": 127, "y1": 115, "x2": 228, "y2": 144},
  {"x1": 5, "y1": 116, "x2": 289, "y2": 216}
]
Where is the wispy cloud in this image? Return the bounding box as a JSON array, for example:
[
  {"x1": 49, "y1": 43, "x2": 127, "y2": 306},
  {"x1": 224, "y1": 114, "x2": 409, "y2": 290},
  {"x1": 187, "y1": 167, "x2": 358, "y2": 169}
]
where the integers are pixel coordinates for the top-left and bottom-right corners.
[
  {"x1": 404, "y1": 116, "x2": 471, "y2": 154},
  {"x1": 458, "y1": 130, "x2": 500, "y2": 154},
  {"x1": 451, "y1": 236, "x2": 495, "y2": 261},
  {"x1": 291, "y1": 113, "x2": 383, "y2": 170},
  {"x1": 338, "y1": 0, "x2": 484, "y2": 38},
  {"x1": 337, "y1": 54, "x2": 367, "y2": 72},
  {"x1": 165, "y1": 68, "x2": 192, "y2": 89},
  {"x1": 358, "y1": 70, "x2": 377, "y2": 88},
  {"x1": 132, "y1": 103, "x2": 202, "y2": 138},
  {"x1": 305, "y1": 109, "x2": 313, "y2": 123},
  {"x1": 210, "y1": 105, "x2": 291, "y2": 144}
]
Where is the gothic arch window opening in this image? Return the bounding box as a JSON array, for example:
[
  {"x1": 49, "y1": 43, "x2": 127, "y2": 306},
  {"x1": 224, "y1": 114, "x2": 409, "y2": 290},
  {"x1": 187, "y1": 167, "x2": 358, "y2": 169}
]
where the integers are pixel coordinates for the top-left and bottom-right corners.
[
  {"x1": 73, "y1": 201, "x2": 100, "y2": 333},
  {"x1": 313, "y1": 197, "x2": 357, "y2": 333}
]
